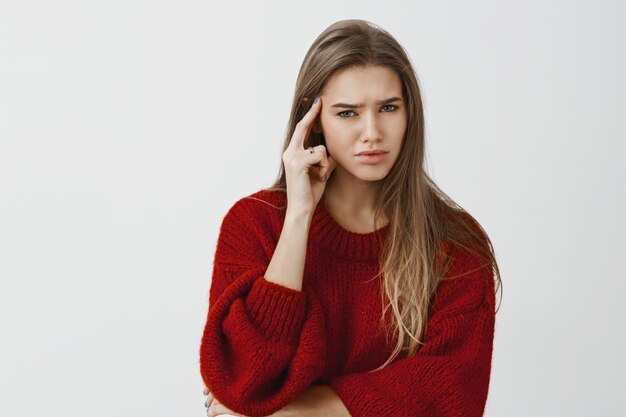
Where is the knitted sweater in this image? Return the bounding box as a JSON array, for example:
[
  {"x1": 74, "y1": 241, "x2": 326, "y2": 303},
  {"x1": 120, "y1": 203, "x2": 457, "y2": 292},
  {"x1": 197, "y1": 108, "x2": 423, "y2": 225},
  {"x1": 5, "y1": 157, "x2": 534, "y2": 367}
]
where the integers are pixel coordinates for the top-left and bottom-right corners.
[{"x1": 199, "y1": 189, "x2": 496, "y2": 417}]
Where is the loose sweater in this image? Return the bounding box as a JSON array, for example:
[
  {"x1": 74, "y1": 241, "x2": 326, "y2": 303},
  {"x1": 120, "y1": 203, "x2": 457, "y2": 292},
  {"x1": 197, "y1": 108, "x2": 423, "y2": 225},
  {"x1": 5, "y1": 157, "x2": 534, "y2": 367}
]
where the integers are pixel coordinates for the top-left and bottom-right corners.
[{"x1": 199, "y1": 189, "x2": 497, "y2": 417}]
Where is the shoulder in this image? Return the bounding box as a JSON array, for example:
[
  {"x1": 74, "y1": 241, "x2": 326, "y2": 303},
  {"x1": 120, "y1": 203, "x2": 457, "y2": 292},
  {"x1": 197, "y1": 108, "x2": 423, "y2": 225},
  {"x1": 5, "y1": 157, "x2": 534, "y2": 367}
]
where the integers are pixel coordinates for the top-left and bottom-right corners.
[
  {"x1": 222, "y1": 188, "x2": 286, "y2": 220},
  {"x1": 214, "y1": 189, "x2": 288, "y2": 263},
  {"x1": 242, "y1": 188, "x2": 288, "y2": 212},
  {"x1": 218, "y1": 188, "x2": 288, "y2": 239}
]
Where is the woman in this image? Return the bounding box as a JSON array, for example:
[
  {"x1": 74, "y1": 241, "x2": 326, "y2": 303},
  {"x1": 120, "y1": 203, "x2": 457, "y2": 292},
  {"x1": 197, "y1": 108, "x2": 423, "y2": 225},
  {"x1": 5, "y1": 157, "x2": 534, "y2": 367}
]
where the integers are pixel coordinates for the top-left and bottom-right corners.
[{"x1": 200, "y1": 19, "x2": 502, "y2": 417}]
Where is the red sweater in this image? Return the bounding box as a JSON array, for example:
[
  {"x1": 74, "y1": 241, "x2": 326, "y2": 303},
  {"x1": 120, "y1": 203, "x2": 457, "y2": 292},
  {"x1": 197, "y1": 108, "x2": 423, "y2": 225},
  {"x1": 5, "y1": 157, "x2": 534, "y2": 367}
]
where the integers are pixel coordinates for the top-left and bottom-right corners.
[{"x1": 199, "y1": 189, "x2": 496, "y2": 417}]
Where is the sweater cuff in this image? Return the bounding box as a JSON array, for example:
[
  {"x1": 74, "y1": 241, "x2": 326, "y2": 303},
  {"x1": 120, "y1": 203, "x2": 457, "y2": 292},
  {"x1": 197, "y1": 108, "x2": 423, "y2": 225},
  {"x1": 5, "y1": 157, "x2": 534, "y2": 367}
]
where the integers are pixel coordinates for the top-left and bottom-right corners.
[{"x1": 244, "y1": 276, "x2": 307, "y2": 343}]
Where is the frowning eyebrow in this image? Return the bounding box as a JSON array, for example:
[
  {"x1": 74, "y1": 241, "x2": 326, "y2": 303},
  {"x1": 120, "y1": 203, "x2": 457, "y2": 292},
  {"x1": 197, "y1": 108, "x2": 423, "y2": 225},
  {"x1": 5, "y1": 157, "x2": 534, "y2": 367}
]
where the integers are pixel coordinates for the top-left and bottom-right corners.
[{"x1": 331, "y1": 97, "x2": 402, "y2": 108}]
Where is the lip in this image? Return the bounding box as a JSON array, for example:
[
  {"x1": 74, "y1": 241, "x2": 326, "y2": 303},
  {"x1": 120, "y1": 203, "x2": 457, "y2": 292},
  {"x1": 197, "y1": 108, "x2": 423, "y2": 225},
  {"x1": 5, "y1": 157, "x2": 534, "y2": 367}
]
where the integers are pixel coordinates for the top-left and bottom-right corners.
[
  {"x1": 356, "y1": 150, "x2": 388, "y2": 156},
  {"x1": 356, "y1": 152, "x2": 387, "y2": 164}
]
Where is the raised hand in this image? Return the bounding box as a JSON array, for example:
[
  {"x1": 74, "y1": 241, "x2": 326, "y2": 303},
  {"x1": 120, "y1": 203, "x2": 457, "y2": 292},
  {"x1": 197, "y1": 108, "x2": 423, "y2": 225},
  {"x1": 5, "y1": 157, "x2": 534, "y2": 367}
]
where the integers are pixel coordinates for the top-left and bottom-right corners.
[{"x1": 281, "y1": 96, "x2": 337, "y2": 216}]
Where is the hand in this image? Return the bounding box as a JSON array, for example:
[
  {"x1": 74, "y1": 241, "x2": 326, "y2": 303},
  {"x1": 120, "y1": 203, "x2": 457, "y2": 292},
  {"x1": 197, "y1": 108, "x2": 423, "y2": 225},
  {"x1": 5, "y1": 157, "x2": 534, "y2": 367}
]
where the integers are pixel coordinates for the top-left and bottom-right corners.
[
  {"x1": 204, "y1": 386, "x2": 248, "y2": 417},
  {"x1": 282, "y1": 96, "x2": 337, "y2": 216}
]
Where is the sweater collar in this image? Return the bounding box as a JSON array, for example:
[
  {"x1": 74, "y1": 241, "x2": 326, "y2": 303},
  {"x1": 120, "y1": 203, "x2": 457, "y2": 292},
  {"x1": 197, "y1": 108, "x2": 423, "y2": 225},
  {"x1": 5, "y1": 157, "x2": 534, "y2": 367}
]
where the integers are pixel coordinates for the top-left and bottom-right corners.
[{"x1": 309, "y1": 198, "x2": 390, "y2": 262}]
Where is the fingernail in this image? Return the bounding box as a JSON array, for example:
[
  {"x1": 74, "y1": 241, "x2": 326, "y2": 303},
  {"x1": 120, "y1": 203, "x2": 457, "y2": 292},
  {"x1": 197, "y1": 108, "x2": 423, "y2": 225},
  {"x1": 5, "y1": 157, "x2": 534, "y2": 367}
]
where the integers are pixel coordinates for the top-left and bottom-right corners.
[{"x1": 313, "y1": 96, "x2": 319, "y2": 104}]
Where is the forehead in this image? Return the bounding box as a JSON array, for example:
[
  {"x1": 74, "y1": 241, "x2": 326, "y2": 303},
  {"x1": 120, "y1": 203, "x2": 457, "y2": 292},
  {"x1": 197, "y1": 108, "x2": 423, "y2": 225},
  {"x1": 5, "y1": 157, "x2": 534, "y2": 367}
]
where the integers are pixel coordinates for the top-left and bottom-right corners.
[{"x1": 323, "y1": 65, "x2": 402, "y2": 98}]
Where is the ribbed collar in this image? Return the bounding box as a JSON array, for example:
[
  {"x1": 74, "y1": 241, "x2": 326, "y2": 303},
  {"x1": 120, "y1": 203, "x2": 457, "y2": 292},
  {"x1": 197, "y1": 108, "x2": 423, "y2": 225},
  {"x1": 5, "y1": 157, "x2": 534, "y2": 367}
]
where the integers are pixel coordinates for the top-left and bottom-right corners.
[
  {"x1": 309, "y1": 198, "x2": 390, "y2": 263},
  {"x1": 254, "y1": 189, "x2": 389, "y2": 262}
]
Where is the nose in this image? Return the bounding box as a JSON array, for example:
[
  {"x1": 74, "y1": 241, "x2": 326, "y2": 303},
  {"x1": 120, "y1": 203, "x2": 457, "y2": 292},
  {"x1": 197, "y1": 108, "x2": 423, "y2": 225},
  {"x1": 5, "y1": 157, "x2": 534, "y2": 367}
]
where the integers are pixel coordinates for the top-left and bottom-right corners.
[{"x1": 361, "y1": 111, "x2": 382, "y2": 142}]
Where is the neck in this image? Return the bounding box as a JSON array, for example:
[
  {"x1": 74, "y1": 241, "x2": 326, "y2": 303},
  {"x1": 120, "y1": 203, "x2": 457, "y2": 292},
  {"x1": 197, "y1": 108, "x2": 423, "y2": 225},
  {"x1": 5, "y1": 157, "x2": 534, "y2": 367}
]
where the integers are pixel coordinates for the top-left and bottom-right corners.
[{"x1": 323, "y1": 168, "x2": 386, "y2": 222}]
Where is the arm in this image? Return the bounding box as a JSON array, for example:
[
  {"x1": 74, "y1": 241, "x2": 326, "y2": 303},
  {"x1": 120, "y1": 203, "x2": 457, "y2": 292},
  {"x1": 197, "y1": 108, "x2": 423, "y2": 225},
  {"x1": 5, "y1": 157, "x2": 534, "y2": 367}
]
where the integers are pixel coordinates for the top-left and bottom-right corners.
[
  {"x1": 205, "y1": 384, "x2": 350, "y2": 417},
  {"x1": 330, "y1": 252, "x2": 497, "y2": 417},
  {"x1": 322, "y1": 386, "x2": 352, "y2": 417},
  {"x1": 264, "y1": 208, "x2": 312, "y2": 291},
  {"x1": 199, "y1": 198, "x2": 327, "y2": 417},
  {"x1": 313, "y1": 386, "x2": 351, "y2": 417},
  {"x1": 276, "y1": 385, "x2": 351, "y2": 417}
]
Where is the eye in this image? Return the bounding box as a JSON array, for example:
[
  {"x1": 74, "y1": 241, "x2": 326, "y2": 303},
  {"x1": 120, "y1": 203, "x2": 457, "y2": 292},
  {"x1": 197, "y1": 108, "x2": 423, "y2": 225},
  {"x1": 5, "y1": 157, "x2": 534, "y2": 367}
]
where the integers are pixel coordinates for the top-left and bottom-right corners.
[{"x1": 337, "y1": 105, "x2": 398, "y2": 118}]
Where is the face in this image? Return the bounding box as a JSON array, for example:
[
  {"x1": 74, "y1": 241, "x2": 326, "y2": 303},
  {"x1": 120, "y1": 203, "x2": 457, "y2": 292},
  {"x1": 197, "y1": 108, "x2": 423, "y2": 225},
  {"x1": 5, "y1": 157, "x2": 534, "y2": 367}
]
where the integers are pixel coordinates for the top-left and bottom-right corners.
[{"x1": 314, "y1": 64, "x2": 407, "y2": 184}]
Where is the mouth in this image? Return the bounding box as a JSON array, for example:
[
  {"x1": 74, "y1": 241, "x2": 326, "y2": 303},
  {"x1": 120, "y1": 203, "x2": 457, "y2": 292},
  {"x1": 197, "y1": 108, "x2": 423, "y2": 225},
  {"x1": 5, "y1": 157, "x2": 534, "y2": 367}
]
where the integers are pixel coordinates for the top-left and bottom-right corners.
[
  {"x1": 356, "y1": 150, "x2": 389, "y2": 156},
  {"x1": 356, "y1": 152, "x2": 388, "y2": 164}
]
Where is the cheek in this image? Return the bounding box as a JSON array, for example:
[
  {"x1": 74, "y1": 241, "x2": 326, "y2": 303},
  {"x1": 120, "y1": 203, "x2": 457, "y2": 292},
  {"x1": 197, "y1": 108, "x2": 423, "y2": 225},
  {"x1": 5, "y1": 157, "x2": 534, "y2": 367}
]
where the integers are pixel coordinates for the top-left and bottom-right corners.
[
  {"x1": 322, "y1": 120, "x2": 355, "y2": 147},
  {"x1": 320, "y1": 113, "x2": 340, "y2": 134},
  {"x1": 386, "y1": 119, "x2": 407, "y2": 145}
]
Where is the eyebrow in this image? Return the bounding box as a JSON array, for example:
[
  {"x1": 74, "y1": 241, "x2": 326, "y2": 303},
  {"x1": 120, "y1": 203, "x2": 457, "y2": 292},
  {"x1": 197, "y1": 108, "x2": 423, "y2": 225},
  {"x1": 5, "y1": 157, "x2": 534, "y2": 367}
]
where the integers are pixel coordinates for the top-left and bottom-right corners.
[{"x1": 330, "y1": 96, "x2": 402, "y2": 108}]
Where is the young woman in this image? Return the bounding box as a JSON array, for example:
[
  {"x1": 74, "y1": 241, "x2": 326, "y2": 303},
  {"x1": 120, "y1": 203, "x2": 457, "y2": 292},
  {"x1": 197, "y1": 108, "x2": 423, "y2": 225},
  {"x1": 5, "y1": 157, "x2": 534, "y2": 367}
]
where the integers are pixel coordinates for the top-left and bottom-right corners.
[{"x1": 200, "y1": 19, "x2": 502, "y2": 417}]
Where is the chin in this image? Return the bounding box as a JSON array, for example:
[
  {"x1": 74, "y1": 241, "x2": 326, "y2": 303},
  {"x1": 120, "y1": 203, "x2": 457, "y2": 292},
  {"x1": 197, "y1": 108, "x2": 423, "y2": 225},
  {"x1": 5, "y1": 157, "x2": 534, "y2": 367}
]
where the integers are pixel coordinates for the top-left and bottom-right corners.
[
  {"x1": 350, "y1": 168, "x2": 390, "y2": 182},
  {"x1": 333, "y1": 161, "x2": 391, "y2": 182}
]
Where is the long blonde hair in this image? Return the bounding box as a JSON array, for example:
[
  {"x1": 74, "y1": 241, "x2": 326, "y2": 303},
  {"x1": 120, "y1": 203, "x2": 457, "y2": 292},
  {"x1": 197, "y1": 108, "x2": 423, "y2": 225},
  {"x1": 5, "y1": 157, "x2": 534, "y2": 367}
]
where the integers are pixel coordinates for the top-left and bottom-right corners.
[{"x1": 258, "y1": 19, "x2": 502, "y2": 371}]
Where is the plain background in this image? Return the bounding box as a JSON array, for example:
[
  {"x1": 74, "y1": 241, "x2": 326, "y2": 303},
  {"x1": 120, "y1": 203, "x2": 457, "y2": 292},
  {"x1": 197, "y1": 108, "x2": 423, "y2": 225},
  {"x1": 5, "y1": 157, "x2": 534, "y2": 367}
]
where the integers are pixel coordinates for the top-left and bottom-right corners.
[{"x1": 1, "y1": 1, "x2": 625, "y2": 416}]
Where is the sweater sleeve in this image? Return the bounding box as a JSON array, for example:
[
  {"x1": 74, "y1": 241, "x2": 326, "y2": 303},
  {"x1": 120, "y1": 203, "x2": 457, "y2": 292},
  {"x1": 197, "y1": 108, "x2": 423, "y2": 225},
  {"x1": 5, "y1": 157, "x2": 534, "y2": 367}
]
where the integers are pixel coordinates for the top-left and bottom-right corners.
[
  {"x1": 199, "y1": 197, "x2": 327, "y2": 417},
  {"x1": 329, "y1": 251, "x2": 497, "y2": 417}
]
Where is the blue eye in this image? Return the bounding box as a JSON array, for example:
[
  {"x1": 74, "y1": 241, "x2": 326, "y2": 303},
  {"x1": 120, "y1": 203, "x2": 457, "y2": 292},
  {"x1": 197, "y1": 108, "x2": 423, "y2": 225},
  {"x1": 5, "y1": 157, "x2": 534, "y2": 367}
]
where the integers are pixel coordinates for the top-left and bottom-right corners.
[
  {"x1": 337, "y1": 105, "x2": 398, "y2": 118},
  {"x1": 381, "y1": 104, "x2": 397, "y2": 112}
]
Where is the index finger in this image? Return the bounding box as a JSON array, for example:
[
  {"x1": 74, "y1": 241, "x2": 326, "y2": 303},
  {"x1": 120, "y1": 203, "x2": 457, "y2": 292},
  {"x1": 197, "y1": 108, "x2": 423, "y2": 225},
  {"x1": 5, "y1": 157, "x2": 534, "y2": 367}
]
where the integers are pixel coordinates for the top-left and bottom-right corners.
[{"x1": 289, "y1": 96, "x2": 322, "y2": 150}]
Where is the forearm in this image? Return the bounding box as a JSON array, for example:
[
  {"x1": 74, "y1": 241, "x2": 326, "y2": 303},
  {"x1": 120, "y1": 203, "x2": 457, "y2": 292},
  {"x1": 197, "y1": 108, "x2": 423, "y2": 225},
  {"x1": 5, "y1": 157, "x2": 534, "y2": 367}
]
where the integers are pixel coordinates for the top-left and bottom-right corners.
[
  {"x1": 324, "y1": 386, "x2": 351, "y2": 417},
  {"x1": 264, "y1": 209, "x2": 312, "y2": 291},
  {"x1": 288, "y1": 385, "x2": 351, "y2": 417}
]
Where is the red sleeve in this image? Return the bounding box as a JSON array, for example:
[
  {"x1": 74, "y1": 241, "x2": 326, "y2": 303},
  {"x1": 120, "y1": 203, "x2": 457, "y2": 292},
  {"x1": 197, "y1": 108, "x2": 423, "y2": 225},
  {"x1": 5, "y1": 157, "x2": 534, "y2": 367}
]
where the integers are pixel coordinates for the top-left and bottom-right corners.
[
  {"x1": 199, "y1": 198, "x2": 327, "y2": 417},
  {"x1": 330, "y1": 250, "x2": 497, "y2": 417}
]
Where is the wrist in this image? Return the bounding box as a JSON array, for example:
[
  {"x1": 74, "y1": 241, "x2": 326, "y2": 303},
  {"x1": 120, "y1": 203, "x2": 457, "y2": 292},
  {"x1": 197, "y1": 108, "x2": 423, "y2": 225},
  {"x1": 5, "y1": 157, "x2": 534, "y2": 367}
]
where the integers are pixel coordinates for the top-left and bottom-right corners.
[{"x1": 285, "y1": 208, "x2": 314, "y2": 224}]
